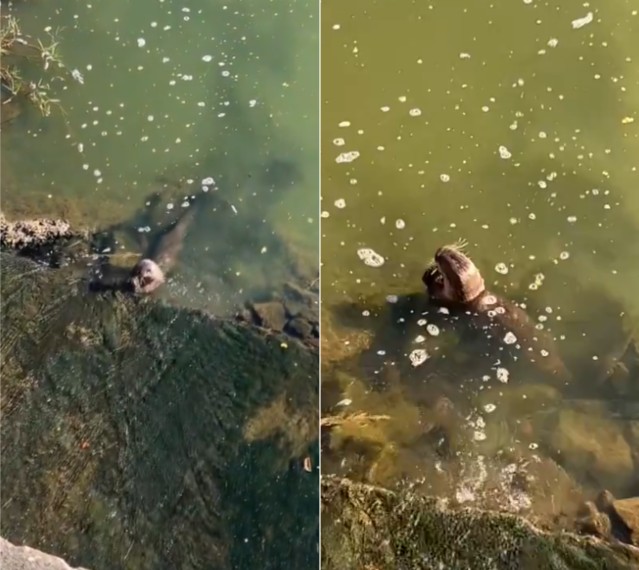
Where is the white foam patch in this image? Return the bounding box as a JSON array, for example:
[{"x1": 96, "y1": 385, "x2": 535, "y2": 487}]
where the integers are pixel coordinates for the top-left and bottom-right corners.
[
  {"x1": 409, "y1": 349, "x2": 429, "y2": 367},
  {"x1": 335, "y1": 151, "x2": 360, "y2": 164},
  {"x1": 571, "y1": 12, "x2": 593, "y2": 29},
  {"x1": 357, "y1": 248, "x2": 385, "y2": 267}
]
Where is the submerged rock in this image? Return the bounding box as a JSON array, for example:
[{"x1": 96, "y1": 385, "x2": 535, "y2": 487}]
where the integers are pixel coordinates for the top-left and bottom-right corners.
[
  {"x1": 321, "y1": 476, "x2": 639, "y2": 570},
  {"x1": 576, "y1": 500, "x2": 613, "y2": 539},
  {"x1": 599, "y1": 330, "x2": 639, "y2": 399},
  {"x1": 0, "y1": 252, "x2": 318, "y2": 570},
  {"x1": 248, "y1": 301, "x2": 288, "y2": 332},
  {"x1": 577, "y1": 490, "x2": 639, "y2": 546},
  {"x1": 241, "y1": 280, "x2": 319, "y2": 346},
  {"x1": 540, "y1": 405, "x2": 635, "y2": 493}
]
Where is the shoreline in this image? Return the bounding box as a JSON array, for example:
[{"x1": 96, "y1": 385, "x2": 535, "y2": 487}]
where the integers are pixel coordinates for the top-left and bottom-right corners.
[{"x1": 321, "y1": 476, "x2": 639, "y2": 570}]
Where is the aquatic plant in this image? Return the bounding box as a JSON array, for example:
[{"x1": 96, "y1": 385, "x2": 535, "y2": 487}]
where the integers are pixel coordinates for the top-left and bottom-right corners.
[{"x1": 1, "y1": 14, "x2": 70, "y2": 118}]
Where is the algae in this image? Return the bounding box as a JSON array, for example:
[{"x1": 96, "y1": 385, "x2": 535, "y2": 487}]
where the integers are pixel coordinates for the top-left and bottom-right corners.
[
  {"x1": 321, "y1": 476, "x2": 639, "y2": 570},
  {"x1": 0, "y1": 252, "x2": 319, "y2": 570}
]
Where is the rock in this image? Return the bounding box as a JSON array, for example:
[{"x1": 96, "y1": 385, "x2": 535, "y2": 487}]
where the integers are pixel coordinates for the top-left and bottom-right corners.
[
  {"x1": 249, "y1": 301, "x2": 288, "y2": 332},
  {"x1": 624, "y1": 421, "x2": 639, "y2": 477},
  {"x1": 1, "y1": 252, "x2": 319, "y2": 570},
  {"x1": 596, "y1": 489, "x2": 618, "y2": 512},
  {"x1": 321, "y1": 476, "x2": 639, "y2": 570},
  {"x1": 598, "y1": 326, "x2": 639, "y2": 398},
  {"x1": 244, "y1": 283, "x2": 318, "y2": 344},
  {"x1": 235, "y1": 307, "x2": 253, "y2": 323},
  {"x1": 595, "y1": 490, "x2": 639, "y2": 546},
  {"x1": 285, "y1": 316, "x2": 314, "y2": 340},
  {"x1": 0, "y1": 537, "x2": 90, "y2": 570},
  {"x1": 576, "y1": 500, "x2": 612, "y2": 539},
  {"x1": 546, "y1": 407, "x2": 634, "y2": 491},
  {"x1": 0, "y1": 214, "x2": 84, "y2": 255},
  {"x1": 610, "y1": 497, "x2": 639, "y2": 546},
  {"x1": 606, "y1": 362, "x2": 632, "y2": 396},
  {"x1": 282, "y1": 281, "x2": 317, "y2": 315},
  {"x1": 577, "y1": 490, "x2": 639, "y2": 546}
]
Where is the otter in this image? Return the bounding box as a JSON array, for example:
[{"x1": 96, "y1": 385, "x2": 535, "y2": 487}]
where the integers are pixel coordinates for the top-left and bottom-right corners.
[
  {"x1": 129, "y1": 204, "x2": 196, "y2": 294},
  {"x1": 422, "y1": 243, "x2": 571, "y2": 382},
  {"x1": 88, "y1": 197, "x2": 198, "y2": 295}
]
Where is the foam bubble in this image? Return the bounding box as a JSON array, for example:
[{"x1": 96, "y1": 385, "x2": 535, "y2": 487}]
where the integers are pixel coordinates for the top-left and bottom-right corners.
[{"x1": 357, "y1": 248, "x2": 385, "y2": 267}]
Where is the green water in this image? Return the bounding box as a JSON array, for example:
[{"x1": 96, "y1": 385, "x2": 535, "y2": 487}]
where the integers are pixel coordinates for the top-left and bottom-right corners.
[
  {"x1": 322, "y1": 0, "x2": 639, "y2": 518},
  {"x1": 1, "y1": 1, "x2": 319, "y2": 568},
  {"x1": 2, "y1": 0, "x2": 318, "y2": 261}
]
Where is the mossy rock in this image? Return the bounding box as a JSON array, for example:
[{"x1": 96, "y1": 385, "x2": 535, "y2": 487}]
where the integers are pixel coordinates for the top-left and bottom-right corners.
[
  {"x1": 1, "y1": 252, "x2": 318, "y2": 570},
  {"x1": 321, "y1": 476, "x2": 639, "y2": 570}
]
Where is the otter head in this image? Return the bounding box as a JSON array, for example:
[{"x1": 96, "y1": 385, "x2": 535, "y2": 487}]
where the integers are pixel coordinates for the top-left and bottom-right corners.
[
  {"x1": 424, "y1": 244, "x2": 485, "y2": 304},
  {"x1": 129, "y1": 258, "x2": 165, "y2": 294},
  {"x1": 422, "y1": 264, "x2": 446, "y2": 302}
]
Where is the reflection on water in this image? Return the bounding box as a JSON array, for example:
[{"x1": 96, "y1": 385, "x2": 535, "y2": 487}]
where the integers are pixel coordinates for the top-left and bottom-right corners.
[{"x1": 321, "y1": 0, "x2": 639, "y2": 527}]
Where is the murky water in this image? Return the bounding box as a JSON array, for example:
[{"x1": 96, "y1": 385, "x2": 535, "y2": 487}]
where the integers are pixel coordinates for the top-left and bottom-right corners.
[
  {"x1": 1, "y1": 0, "x2": 319, "y2": 568},
  {"x1": 1, "y1": 0, "x2": 318, "y2": 313},
  {"x1": 321, "y1": 0, "x2": 639, "y2": 523}
]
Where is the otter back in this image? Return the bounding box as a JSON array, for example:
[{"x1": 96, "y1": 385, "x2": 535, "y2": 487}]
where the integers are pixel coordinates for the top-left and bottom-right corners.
[
  {"x1": 469, "y1": 290, "x2": 571, "y2": 382},
  {"x1": 144, "y1": 206, "x2": 196, "y2": 274}
]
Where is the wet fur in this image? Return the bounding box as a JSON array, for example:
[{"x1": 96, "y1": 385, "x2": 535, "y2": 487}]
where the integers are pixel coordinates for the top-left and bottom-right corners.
[
  {"x1": 89, "y1": 190, "x2": 200, "y2": 295},
  {"x1": 424, "y1": 243, "x2": 571, "y2": 382},
  {"x1": 128, "y1": 204, "x2": 196, "y2": 294},
  {"x1": 144, "y1": 206, "x2": 196, "y2": 274}
]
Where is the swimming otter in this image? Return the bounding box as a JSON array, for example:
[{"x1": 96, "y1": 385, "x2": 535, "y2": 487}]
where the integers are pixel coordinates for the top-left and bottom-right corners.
[
  {"x1": 128, "y1": 203, "x2": 197, "y2": 294},
  {"x1": 423, "y1": 243, "x2": 571, "y2": 382},
  {"x1": 88, "y1": 196, "x2": 198, "y2": 295}
]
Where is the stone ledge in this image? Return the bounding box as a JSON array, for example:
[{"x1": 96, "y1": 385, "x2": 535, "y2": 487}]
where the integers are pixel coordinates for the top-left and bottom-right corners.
[{"x1": 0, "y1": 538, "x2": 89, "y2": 570}]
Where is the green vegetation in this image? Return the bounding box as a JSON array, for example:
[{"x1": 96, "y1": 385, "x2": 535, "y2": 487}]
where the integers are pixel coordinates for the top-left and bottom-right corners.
[
  {"x1": 1, "y1": 14, "x2": 70, "y2": 118},
  {"x1": 322, "y1": 476, "x2": 639, "y2": 570}
]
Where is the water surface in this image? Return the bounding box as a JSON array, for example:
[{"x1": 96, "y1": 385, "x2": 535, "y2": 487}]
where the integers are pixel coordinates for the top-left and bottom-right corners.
[
  {"x1": 322, "y1": 0, "x2": 639, "y2": 521},
  {"x1": 2, "y1": 0, "x2": 319, "y2": 312},
  {"x1": 1, "y1": 0, "x2": 319, "y2": 568}
]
